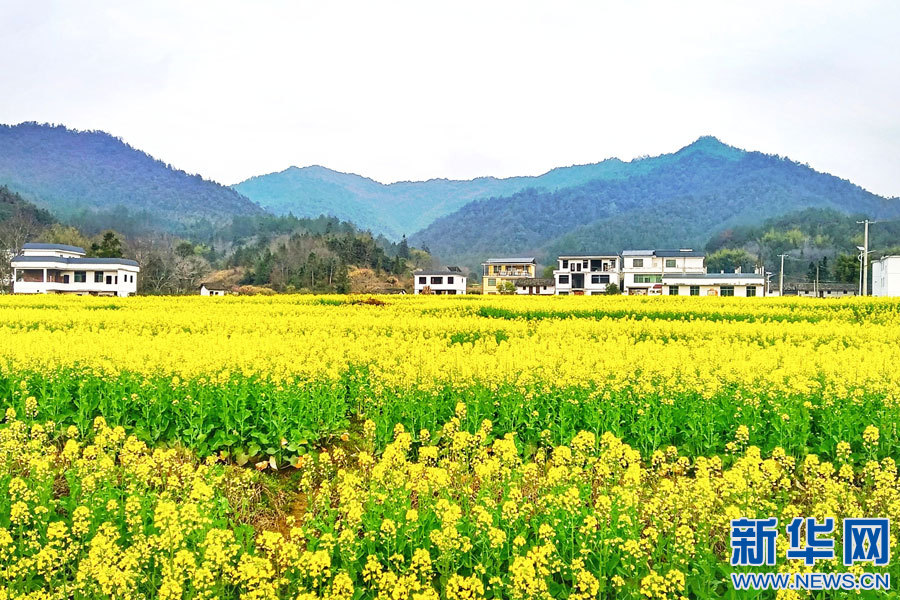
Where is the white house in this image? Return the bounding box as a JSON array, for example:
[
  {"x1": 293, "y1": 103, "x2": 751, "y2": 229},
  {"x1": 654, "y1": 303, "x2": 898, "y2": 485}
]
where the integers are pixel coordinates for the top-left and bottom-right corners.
[
  {"x1": 11, "y1": 243, "x2": 139, "y2": 297},
  {"x1": 661, "y1": 272, "x2": 766, "y2": 297},
  {"x1": 621, "y1": 249, "x2": 706, "y2": 295},
  {"x1": 414, "y1": 267, "x2": 467, "y2": 295},
  {"x1": 200, "y1": 284, "x2": 228, "y2": 296},
  {"x1": 872, "y1": 256, "x2": 900, "y2": 297},
  {"x1": 514, "y1": 278, "x2": 555, "y2": 295},
  {"x1": 553, "y1": 254, "x2": 619, "y2": 295}
]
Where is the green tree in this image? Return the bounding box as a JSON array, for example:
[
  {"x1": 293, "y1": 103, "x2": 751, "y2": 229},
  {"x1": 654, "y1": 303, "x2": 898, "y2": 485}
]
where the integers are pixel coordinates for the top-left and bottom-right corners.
[
  {"x1": 397, "y1": 235, "x2": 410, "y2": 260},
  {"x1": 605, "y1": 283, "x2": 620, "y2": 295},
  {"x1": 834, "y1": 253, "x2": 860, "y2": 283},
  {"x1": 175, "y1": 241, "x2": 195, "y2": 259},
  {"x1": 91, "y1": 231, "x2": 123, "y2": 258},
  {"x1": 334, "y1": 263, "x2": 351, "y2": 294},
  {"x1": 498, "y1": 280, "x2": 517, "y2": 294},
  {"x1": 706, "y1": 248, "x2": 755, "y2": 273},
  {"x1": 40, "y1": 224, "x2": 91, "y2": 250}
]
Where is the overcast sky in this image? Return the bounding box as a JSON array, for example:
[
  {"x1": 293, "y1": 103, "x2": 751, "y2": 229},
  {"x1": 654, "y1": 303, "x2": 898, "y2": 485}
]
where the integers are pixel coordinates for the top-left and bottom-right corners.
[{"x1": 1, "y1": 0, "x2": 898, "y2": 196}]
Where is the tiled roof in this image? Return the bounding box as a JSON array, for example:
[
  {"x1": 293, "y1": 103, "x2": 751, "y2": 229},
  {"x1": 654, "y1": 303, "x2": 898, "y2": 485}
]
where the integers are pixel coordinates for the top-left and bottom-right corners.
[
  {"x1": 663, "y1": 273, "x2": 763, "y2": 280},
  {"x1": 22, "y1": 242, "x2": 85, "y2": 254},
  {"x1": 514, "y1": 278, "x2": 555, "y2": 287},
  {"x1": 415, "y1": 270, "x2": 467, "y2": 277},
  {"x1": 11, "y1": 255, "x2": 139, "y2": 267}
]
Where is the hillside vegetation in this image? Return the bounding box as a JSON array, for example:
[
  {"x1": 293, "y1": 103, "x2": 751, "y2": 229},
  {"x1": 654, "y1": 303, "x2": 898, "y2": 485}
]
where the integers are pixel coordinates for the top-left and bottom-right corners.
[
  {"x1": 411, "y1": 138, "x2": 899, "y2": 271},
  {"x1": 0, "y1": 123, "x2": 262, "y2": 233},
  {"x1": 231, "y1": 145, "x2": 724, "y2": 239}
]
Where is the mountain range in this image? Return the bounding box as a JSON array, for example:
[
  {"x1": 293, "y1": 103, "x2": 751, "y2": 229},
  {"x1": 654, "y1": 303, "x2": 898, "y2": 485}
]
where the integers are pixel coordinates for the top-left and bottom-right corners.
[
  {"x1": 0, "y1": 123, "x2": 261, "y2": 232},
  {"x1": 410, "y1": 137, "x2": 900, "y2": 270},
  {"x1": 232, "y1": 158, "x2": 661, "y2": 239},
  {"x1": 1, "y1": 123, "x2": 897, "y2": 271}
]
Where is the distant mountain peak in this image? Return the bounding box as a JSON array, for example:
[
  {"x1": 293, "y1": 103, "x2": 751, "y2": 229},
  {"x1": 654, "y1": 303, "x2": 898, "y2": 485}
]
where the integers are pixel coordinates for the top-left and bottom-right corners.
[{"x1": 675, "y1": 136, "x2": 744, "y2": 160}]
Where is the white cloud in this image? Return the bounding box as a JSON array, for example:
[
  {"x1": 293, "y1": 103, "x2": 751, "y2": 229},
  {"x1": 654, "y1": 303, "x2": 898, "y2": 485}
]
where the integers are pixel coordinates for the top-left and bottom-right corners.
[{"x1": 1, "y1": 0, "x2": 897, "y2": 196}]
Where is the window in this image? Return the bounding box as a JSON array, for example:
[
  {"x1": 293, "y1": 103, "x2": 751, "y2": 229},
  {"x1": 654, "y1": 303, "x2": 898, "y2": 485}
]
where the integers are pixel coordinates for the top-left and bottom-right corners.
[
  {"x1": 74, "y1": 271, "x2": 87, "y2": 283},
  {"x1": 95, "y1": 272, "x2": 104, "y2": 283},
  {"x1": 572, "y1": 261, "x2": 581, "y2": 272},
  {"x1": 590, "y1": 259, "x2": 602, "y2": 271},
  {"x1": 62, "y1": 274, "x2": 70, "y2": 284},
  {"x1": 418, "y1": 277, "x2": 426, "y2": 284},
  {"x1": 690, "y1": 285, "x2": 700, "y2": 296},
  {"x1": 16, "y1": 269, "x2": 44, "y2": 282},
  {"x1": 720, "y1": 286, "x2": 734, "y2": 297},
  {"x1": 746, "y1": 286, "x2": 757, "y2": 297},
  {"x1": 634, "y1": 275, "x2": 662, "y2": 284},
  {"x1": 559, "y1": 274, "x2": 570, "y2": 284},
  {"x1": 632, "y1": 258, "x2": 643, "y2": 268},
  {"x1": 665, "y1": 259, "x2": 676, "y2": 268},
  {"x1": 487, "y1": 278, "x2": 496, "y2": 286},
  {"x1": 591, "y1": 274, "x2": 600, "y2": 284},
  {"x1": 447, "y1": 276, "x2": 454, "y2": 284},
  {"x1": 558, "y1": 291, "x2": 569, "y2": 295},
  {"x1": 599, "y1": 274, "x2": 610, "y2": 284},
  {"x1": 561, "y1": 259, "x2": 568, "y2": 269},
  {"x1": 106, "y1": 275, "x2": 113, "y2": 285},
  {"x1": 669, "y1": 286, "x2": 679, "y2": 296},
  {"x1": 430, "y1": 277, "x2": 443, "y2": 285}
]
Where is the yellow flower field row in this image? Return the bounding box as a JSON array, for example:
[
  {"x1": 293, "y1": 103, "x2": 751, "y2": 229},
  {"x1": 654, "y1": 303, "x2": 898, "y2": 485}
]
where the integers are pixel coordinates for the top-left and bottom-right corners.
[
  {"x1": 1, "y1": 410, "x2": 896, "y2": 600},
  {"x1": 0, "y1": 294, "x2": 898, "y2": 398}
]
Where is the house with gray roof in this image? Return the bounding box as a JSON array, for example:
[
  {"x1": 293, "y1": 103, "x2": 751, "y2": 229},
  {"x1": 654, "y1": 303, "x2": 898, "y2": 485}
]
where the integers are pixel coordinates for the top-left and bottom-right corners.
[
  {"x1": 620, "y1": 249, "x2": 706, "y2": 295},
  {"x1": 661, "y1": 271, "x2": 766, "y2": 297},
  {"x1": 11, "y1": 243, "x2": 140, "y2": 297}
]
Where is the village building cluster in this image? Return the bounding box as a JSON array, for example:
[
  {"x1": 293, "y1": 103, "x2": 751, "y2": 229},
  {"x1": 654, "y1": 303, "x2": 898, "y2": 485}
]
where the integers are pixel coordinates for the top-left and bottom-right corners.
[
  {"x1": 459, "y1": 249, "x2": 769, "y2": 296},
  {"x1": 411, "y1": 248, "x2": 900, "y2": 297},
  {"x1": 7, "y1": 242, "x2": 900, "y2": 298}
]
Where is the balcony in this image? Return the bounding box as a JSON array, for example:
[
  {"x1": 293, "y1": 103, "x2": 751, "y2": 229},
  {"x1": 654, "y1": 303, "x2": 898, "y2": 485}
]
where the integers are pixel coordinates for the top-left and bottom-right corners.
[{"x1": 484, "y1": 270, "x2": 532, "y2": 277}]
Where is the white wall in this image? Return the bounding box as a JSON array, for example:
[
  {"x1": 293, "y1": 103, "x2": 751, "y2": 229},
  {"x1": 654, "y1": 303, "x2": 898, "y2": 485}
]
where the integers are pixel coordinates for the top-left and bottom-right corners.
[
  {"x1": 554, "y1": 256, "x2": 619, "y2": 295},
  {"x1": 662, "y1": 283, "x2": 763, "y2": 297},
  {"x1": 516, "y1": 284, "x2": 555, "y2": 295},
  {"x1": 621, "y1": 254, "x2": 705, "y2": 293},
  {"x1": 414, "y1": 274, "x2": 467, "y2": 295},
  {"x1": 13, "y1": 266, "x2": 139, "y2": 297},
  {"x1": 873, "y1": 257, "x2": 900, "y2": 297}
]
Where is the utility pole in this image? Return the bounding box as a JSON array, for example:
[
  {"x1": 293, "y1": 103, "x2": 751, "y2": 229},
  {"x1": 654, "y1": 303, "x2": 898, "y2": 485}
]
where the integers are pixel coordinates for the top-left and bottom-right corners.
[
  {"x1": 856, "y1": 219, "x2": 875, "y2": 295},
  {"x1": 815, "y1": 264, "x2": 819, "y2": 298},
  {"x1": 778, "y1": 253, "x2": 788, "y2": 296},
  {"x1": 857, "y1": 250, "x2": 864, "y2": 296}
]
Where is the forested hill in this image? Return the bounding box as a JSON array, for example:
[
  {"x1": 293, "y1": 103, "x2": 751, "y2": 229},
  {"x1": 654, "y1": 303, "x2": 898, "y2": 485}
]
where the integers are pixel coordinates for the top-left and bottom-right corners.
[
  {"x1": 0, "y1": 185, "x2": 55, "y2": 225},
  {"x1": 232, "y1": 149, "x2": 707, "y2": 239},
  {"x1": 409, "y1": 138, "x2": 900, "y2": 271},
  {"x1": 0, "y1": 123, "x2": 262, "y2": 232}
]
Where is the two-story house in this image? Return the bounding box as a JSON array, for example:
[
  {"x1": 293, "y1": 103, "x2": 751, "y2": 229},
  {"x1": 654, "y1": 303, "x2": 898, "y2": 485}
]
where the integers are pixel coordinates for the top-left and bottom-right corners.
[
  {"x1": 481, "y1": 258, "x2": 536, "y2": 294},
  {"x1": 414, "y1": 267, "x2": 467, "y2": 295},
  {"x1": 553, "y1": 254, "x2": 619, "y2": 295},
  {"x1": 11, "y1": 243, "x2": 140, "y2": 297},
  {"x1": 620, "y1": 249, "x2": 705, "y2": 295}
]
